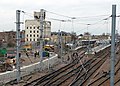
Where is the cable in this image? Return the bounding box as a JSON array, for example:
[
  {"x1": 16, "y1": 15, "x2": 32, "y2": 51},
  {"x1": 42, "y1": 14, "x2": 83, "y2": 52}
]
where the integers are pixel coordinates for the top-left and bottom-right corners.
[
  {"x1": 76, "y1": 18, "x2": 110, "y2": 35},
  {"x1": 21, "y1": 12, "x2": 25, "y2": 30},
  {"x1": 90, "y1": 16, "x2": 110, "y2": 25},
  {"x1": 45, "y1": 10, "x2": 72, "y2": 19},
  {"x1": 46, "y1": 10, "x2": 112, "y2": 20},
  {"x1": 18, "y1": 10, "x2": 120, "y2": 35},
  {"x1": 21, "y1": 11, "x2": 34, "y2": 18},
  {"x1": 46, "y1": 17, "x2": 71, "y2": 22},
  {"x1": 20, "y1": 10, "x2": 111, "y2": 26},
  {"x1": 74, "y1": 14, "x2": 110, "y2": 19},
  {"x1": 117, "y1": 17, "x2": 120, "y2": 31}
]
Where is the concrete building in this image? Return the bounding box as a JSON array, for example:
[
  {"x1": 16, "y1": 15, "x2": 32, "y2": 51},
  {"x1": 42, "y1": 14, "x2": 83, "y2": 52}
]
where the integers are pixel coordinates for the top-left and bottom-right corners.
[{"x1": 25, "y1": 11, "x2": 51, "y2": 44}]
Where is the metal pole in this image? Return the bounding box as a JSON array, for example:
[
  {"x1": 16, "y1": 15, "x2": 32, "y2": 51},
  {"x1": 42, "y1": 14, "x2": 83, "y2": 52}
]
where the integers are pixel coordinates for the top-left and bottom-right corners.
[
  {"x1": 72, "y1": 17, "x2": 76, "y2": 49},
  {"x1": 48, "y1": 38, "x2": 51, "y2": 70},
  {"x1": 71, "y1": 18, "x2": 75, "y2": 49},
  {"x1": 60, "y1": 31, "x2": 63, "y2": 62},
  {"x1": 58, "y1": 30, "x2": 62, "y2": 61},
  {"x1": 87, "y1": 24, "x2": 91, "y2": 54},
  {"x1": 39, "y1": 9, "x2": 44, "y2": 70},
  {"x1": 110, "y1": 5, "x2": 116, "y2": 86},
  {"x1": 48, "y1": 52, "x2": 50, "y2": 70},
  {"x1": 16, "y1": 10, "x2": 21, "y2": 82}
]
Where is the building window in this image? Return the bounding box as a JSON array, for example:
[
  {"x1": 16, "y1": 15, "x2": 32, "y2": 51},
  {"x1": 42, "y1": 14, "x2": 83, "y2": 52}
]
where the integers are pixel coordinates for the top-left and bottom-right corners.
[
  {"x1": 27, "y1": 38, "x2": 28, "y2": 41},
  {"x1": 27, "y1": 27, "x2": 28, "y2": 29},
  {"x1": 33, "y1": 31, "x2": 35, "y2": 33},
  {"x1": 30, "y1": 27, "x2": 32, "y2": 29},
  {"x1": 30, "y1": 39, "x2": 32, "y2": 41},
  {"x1": 37, "y1": 35, "x2": 39, "y2": 37},
  {"x1": 30, "y1": 34, "x2": 32, "y2": 37},
  {"x1": 33, "y1": 39, "x2": 35, "y2": 41},
  {"x1": 34, "y1": 27, "x2": 35, "y2": 29},
  {"x1": 37, "y1": 31, "x2": 39, "y2": 33},
  {"x1": 37, "y1": 26, "x2": 39, "y2": 29},
  {"x1": 30, "y1": 31, "x2": 32, "y2": 33},
  {"x1": 37, "y1": 39, "x2": 39, "y2": 41},
  {"x1": 27, "y1": 34, "x2": 28, "y2": 37},
  {"x1": 34, "y1": 35, "x2": 35, "y2": 37}
]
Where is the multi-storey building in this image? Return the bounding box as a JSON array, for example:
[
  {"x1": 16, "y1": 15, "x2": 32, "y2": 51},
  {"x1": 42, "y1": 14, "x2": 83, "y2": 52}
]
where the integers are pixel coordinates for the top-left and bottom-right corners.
[{"x1": 25, "y1": 11, "x2": 51, "y2": 44}]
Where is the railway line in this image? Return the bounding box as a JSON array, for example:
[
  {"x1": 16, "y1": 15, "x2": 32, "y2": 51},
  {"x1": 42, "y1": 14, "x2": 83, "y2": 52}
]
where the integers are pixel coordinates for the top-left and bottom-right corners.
[
  {"x1": 24, "y1": 47, "x2": 86, "y2": 86},
  {"x1": 23, "y1": 44, "x2": 120, "y2": 86},
  {"x1": 69, "y1": 47, "x2": 110, "y2": 86},
  {"x1": 87, "y1": 45, "x2": 120, "y2": 86}
]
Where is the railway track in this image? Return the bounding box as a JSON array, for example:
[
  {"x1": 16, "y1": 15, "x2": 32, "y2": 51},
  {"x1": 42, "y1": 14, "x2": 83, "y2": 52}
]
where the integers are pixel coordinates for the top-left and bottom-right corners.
[
  {"x1": 69, "y1": 48, "x2": 110, "y2": 86},
  {"x1": 24, "y1": 48, "x2": 85, "y2": 86},
  {"x1": 87, "y1": 45, "x2": 120, "y2": 86},
  {"x1": 24, "y1": 45, "x2": 112, "y2": 86}
]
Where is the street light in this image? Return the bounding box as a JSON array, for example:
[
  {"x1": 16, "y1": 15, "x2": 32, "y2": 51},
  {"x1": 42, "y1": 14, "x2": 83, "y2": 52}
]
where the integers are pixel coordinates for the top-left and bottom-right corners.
[
  {"x1": 71, "y1": 17, "x2": 76, "y2": 49},
  {"x1": 86, "y1": 24, "x2": 91, "y2": 54}
]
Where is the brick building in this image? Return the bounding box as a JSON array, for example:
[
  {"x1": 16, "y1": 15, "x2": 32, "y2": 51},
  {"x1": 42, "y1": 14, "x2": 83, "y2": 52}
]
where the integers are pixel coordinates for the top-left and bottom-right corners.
[{"x1": 0, "y1": 30, "x2": 25, "y2": 48}]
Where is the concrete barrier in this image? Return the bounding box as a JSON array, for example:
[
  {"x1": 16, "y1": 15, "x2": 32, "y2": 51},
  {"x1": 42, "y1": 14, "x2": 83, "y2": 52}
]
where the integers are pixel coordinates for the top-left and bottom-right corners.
[
  {"x1": 0, "y1": 46, "x2": 83, "y2": 85},
  {"x1": 89, "y1": 44, "x2": 111, "y2": 54},
  {"x1": 75, "y1": 46, "x2": 83, "y2": 50},
  {"x1": 0, "y1": 54, "x2": 58, "y2": 84}
]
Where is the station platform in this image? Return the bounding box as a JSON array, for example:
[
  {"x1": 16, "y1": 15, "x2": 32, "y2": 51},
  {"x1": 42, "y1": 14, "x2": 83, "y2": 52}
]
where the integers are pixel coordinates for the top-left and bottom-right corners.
[{"x1": 85, "y1": 44, "x2": 111, "y2": 54}]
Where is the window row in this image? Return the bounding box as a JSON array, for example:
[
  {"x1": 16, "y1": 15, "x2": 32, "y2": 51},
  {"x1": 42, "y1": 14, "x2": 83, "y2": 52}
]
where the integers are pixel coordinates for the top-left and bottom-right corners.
[
  {"x1": 26, "y1": 34, "x2": 39, "y2": 37},
  {"x1": 29, "y1": 30, "x2": 39, "y2": 33},
  {"x1": 26, "y1": 38, "x2": 39, "y2": 41},
  {"x1": 27, "y1": 26, "x2": 39, "y2": 29}
]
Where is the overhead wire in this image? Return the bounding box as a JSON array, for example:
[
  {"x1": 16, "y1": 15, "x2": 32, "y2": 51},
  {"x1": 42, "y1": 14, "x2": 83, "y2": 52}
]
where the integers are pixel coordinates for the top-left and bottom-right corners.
[
  {"x1": 90, "y1": 16, "x2": 111, "y2": 25},
  {"x1": 72, "y1": 16, "x2": 111, "y2": 35},
  {"x1": 45, "y1": 10, "x2": 112, "y2": 32},
  {"x1": 21, "y1": 11, "x2": 34, "y2": 18},
  {"x1": 20, "y1": 12, "x2": 25, "y2": 31},
  {"x1": 19, "y1": 10, "x2": 120, "y2": 35},
  {"x1": 21, "y1": 10, "x2": 111, "y2": 25},
  {"x1": 117, "y1": 16, "x2": 120, "y2": 31},
  {"x1": 45, "y1": 10, "x2": 72, "y2": 19},
  {"x1": 75, "y1": 16, "x2": 111, "y2": 35},
  {"x1": 46, "y1": 17, "x2": 71, "y2": 22},
  {"x1": 74, "y1": 14, "x2": 110, "y2": 19},
  {"x1": 89, "y1": 19, "x2": 110, "y2": 34},
  {"x1": 46, "y1": 9, "x2": 111, "y2": 20},
  {"x1": 46, "y1": 15, "x2": 111, "y2": 27}
]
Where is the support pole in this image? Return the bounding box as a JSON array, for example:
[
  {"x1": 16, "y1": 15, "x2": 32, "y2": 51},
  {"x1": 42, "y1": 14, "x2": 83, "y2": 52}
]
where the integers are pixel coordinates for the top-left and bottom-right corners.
[
  {"x1": 48, "y1": 53, "x2": 50, "y2": 70},
  {"x1": 16, "y1": 10, "x2": 21, "y2": 82},
  {"x1": 39, "y1": 9, "x2": 44, "y2": 69},
  {"x1": 110, "y1": 5, "x2": 116, "y2": 86},
  {"x1": 60, "y1": 31, "x2": 63, "y2": 62},
  {"x1": 87, "y1": 24, "x2": 91, "y2": 54},
  {"x1": 58, "y1": 30, "x2": 63, "y2": 62}
]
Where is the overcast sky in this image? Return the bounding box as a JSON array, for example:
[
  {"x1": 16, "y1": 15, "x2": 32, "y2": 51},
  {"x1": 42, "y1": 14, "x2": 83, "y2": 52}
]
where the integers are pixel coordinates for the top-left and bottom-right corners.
[{"x1": 0, "y1": 0, "x2": 120, "y2": 35}]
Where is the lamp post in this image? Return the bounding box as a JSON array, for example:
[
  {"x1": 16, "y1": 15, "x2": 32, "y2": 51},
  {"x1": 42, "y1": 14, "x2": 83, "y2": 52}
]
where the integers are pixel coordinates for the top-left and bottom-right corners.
[
  {"x1": 71, "y1": 17, "x2": 76, "y2": 49},
  {"x1": 86, "y1": 24, "x2": 91, "y2": 54}
]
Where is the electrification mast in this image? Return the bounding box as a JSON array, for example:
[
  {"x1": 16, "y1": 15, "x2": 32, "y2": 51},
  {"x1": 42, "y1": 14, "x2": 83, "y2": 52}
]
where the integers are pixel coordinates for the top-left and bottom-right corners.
[
  {"x1": 110, "y1": 5, "x2": 116, "y2": 86},
  {"x1": 39, "y1": 9, "x2": 44, "y2": 69},
  {"x1": 16, "y1": 10, "x2": 21, "y2": 83}
]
